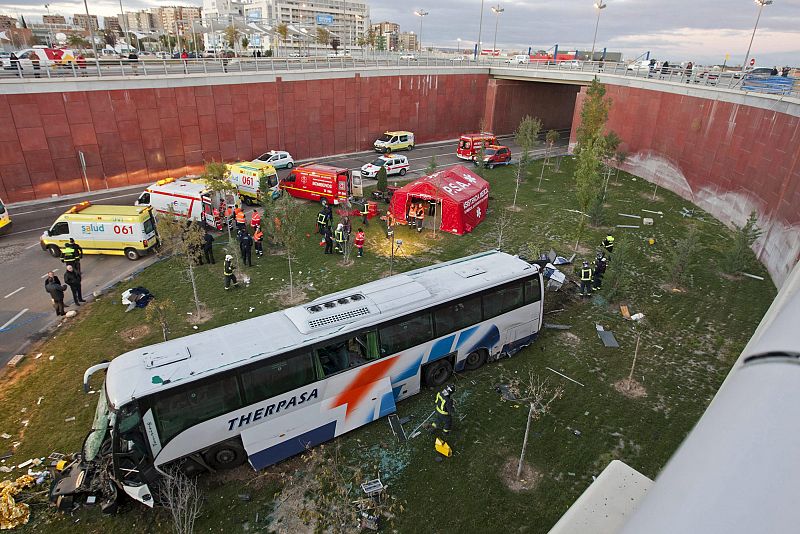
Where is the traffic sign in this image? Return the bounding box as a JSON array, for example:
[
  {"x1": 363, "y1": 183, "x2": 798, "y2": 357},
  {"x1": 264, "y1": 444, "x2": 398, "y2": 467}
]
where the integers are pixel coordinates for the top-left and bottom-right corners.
[
  {"x1": 749, "y1": 58, "x2": 756, "y2": 66},
  {"x1": 316, "y1": 14, "x2": 334, "y2": 25}
]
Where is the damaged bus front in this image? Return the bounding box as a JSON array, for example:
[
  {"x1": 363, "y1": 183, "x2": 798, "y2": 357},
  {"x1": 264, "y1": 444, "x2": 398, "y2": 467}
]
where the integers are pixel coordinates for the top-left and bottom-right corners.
[{"x1": 49, "y1": 363, "x2": 158, "y2": 511}]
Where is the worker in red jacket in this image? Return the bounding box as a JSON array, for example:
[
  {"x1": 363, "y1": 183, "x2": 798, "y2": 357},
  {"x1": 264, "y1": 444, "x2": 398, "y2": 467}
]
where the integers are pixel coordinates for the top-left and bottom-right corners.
[
  {"x1": 355, "y1": 228, "x2": 365, "y2": 257},
  {"x1": 250, "y1": 210, "x2": 261, "y2": 232}
]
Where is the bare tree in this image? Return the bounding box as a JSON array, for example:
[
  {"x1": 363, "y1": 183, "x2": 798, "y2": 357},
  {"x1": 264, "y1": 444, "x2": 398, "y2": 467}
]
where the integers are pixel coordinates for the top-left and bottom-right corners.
[
  {"x1": 155, "y1": 209, "x2": 205, "y2": 317},
  {"x1": 515, "y1": 116, "x2": 542, "y2": 204},
  {"x1": 160, "y1": 465, "x2": 203, "y2": 534},
  {"x1": 271, "y1": 195, "x2": 304, "y2": 300},
  {"x1": 494, "y1": 210, "x2": 513, "y2": 250},
  {"x1": 509, "y1": 373, "x2": 563, "y2": 479},
  {"x1": 145, "y1": 300, "x2": 174, "y2": 341}
]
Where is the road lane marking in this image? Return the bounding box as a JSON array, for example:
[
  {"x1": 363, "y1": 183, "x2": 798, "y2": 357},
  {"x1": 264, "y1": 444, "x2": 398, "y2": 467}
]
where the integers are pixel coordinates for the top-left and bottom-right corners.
[
  {"x1": 41, "y1": 269, "x2": 59, "y2": 278},
  {"x1": 4, "y1": 287, "x2": 25, "y2": 299},
  {"x1": 8, "y1": 226, "x2": 49, "y2": 237},
  {"x1": 25, "y1": 242, "x2": 40, "y2": 250},
  {"x1": 0, "y1": 309, "x2": 28, "y2": 332},
  {"x1": 11, "y1": 191, "x2": 142, "y2": 216}
]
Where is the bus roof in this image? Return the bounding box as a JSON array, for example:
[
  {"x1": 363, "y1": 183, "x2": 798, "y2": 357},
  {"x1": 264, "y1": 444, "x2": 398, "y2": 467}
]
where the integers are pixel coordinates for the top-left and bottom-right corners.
[{"x1": 103, "y1": 251, "x2": 538, "y2": 408}]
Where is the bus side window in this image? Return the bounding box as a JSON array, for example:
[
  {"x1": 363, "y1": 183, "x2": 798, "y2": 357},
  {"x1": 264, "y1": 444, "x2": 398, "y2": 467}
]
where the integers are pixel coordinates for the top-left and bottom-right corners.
[
  {"x1": 434, "y1": 295, "x2": 482, "y2": 337},
  {"x1": 316, "y1": 341, "x2": 351, "y2": 376},
  {"x1": 524, "y1": 277, "x2": 542, "y2": 304},
  {"x1": 151, "y1": 374, "x2": 242, "y2": 445},
  {"x1": 379, "y1": 313, "x2": 433, "y2": 356},
  {"x1": 240, "y1": 352, "x2": 316, "y2": 404},
  {"x1": 482, "y1": 283, "x2": 524, "y2": 320}
]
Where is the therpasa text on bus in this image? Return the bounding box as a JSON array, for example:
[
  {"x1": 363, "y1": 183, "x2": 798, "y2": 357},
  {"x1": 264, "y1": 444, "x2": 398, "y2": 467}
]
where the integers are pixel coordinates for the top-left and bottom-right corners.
[
  {"x1": 457, "y1": 132, "x2": 497, "y2": 160},
  {"x1": 53, "y1": 251, "x2": 543, "y2": 509}
]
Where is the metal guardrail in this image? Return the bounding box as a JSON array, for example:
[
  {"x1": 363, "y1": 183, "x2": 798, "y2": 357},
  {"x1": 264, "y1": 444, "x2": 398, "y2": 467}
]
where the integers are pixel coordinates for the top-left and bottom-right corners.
[{"x1": 1, "y1": 56, "x2": 797, "y2": 98}]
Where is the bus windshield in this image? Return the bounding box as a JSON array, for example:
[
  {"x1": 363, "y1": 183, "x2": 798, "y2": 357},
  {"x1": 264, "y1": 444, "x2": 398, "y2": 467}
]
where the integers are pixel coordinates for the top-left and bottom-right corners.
[{"x1": 84, "y1": 383, "x2": 111, "y2": 462}]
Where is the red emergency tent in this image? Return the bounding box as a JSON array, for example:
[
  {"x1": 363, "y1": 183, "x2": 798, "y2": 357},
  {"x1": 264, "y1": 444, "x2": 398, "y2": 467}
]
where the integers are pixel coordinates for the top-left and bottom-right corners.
[{"x1": 389, "y1": 165, "x2": 490, "y2": 235}]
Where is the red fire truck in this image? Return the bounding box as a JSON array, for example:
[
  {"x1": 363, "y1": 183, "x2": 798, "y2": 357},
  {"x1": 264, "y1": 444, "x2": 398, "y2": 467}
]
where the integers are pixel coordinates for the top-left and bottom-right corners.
[
  {"x1": 457, "y1": 132, "x2": 497, "y2": 160},
  {"x1": 281, "y1": 164, "x2": 352, "y2": 205}
]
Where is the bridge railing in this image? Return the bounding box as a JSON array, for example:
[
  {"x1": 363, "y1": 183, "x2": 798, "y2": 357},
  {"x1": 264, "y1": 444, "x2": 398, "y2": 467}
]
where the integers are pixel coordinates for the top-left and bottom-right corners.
[{"x1": 1, "y1": 56, "x2": 797, "y2": 98}]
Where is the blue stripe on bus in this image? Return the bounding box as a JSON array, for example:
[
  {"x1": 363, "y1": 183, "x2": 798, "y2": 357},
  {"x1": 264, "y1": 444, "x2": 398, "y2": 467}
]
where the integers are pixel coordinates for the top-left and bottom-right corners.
[
  {"x1": 427, "y1": 335, "x2": 456, "y2": 363},
  {"x1": 248, "y1": 421, "x2": 337, "y2": 470},
  {"x1": 463, "y1": 325, "x2": 500, "y2": 354},
  {"x1": 378, "y1": 391, "x2": 397, "y2": 418},
  {"x1": 455, "y1": 326, "x2": 481, "y2": 350},
  {"x1": 393, "y1": 356, "x2": 423, "y2": 384},
  {"x1": 501, "y1": 332, "x2": 538, "y2": 356}
]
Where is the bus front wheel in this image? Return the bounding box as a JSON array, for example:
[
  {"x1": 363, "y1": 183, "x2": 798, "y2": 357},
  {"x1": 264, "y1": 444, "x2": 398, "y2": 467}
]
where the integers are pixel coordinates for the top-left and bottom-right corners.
[
  {"x1": 423, "y1": 359, "x2": 453, "y2": 388},
  {"x1": 204, "y1": 440, "x2": 246, "y2": 470}
]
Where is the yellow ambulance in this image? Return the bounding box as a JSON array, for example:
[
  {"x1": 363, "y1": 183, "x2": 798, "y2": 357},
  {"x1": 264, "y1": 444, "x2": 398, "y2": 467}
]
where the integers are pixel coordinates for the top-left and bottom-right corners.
[
  {"x1": 373, "y1": 131, "x2": 415, "y2": 153},
  {"x1": 0, "y1": 197, "x2": 11, "y2": 235},
  {"x1": 40, "y1": 202, "x2": 159, "y2": 261},
  {"x1": 226, "y1": 161, "x2": 279, "y2": 204}
]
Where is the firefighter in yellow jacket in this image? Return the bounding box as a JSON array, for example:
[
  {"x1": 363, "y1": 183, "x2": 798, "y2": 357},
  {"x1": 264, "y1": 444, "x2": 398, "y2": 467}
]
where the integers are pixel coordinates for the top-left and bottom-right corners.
[{"x1": 431, "y1": 384, "x2": 455, "y2": 434}]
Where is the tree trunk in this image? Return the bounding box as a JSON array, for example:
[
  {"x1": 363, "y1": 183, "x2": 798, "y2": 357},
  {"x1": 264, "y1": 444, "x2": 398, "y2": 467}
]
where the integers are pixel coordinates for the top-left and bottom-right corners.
[
  {"x1": 627, "y1": 333, "x2": 641, "y2": 389},
  {"x1": 537, "y1": 156, "x2": 546, "y2": 191},
  {"x1": 288, "y1": 254, "x2": 294, "y2": 299},
  {"x1": 517, "y1": 402, "x2": 534, "y2": 479},
  {"x1": 512, "y1": 158, "x2": 523, "y2": 208},
  {"x1": 187, "y1": 260, "x2": 201, "y2": 317}
]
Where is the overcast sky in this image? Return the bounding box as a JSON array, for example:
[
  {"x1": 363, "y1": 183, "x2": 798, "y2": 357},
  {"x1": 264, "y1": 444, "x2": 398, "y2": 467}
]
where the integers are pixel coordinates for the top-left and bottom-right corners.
[{"x1": 3, "y1": 0, "x2": 799, "y2": 66}]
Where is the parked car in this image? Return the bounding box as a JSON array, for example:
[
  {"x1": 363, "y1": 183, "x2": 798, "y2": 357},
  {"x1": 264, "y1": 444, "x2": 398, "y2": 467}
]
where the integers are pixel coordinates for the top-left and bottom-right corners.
[
  {"x1": 559, "y1": 60, "x2": 582, "y2": 68},
  {"x1": 254, "y1": 150, "x2": 294, "y2": 169},
  {"x1": 627, "y1": 59, "x2": 655, "y2": 72},
  {"x1": 473, "y1": 145, "x2": 512, "y2": 169},
  {"x1": 744, "y1": 67, "x2": 775, "y2": 79},
  {"x1": 400, "y1": 54, "x2": 417, "y2": 61},
  {"x1": 505, "y1": 54, "x2": 530, "y2": 65},
  {"x1": 155, "y1": 51, "x2": 170, "y2": 60},
  {"x1": 360, "y1": 154, "x2": 410, "y2": 178}
]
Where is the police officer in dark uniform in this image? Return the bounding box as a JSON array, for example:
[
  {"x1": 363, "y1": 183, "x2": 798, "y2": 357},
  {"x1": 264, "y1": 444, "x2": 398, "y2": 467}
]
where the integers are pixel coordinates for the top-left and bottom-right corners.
[
  {"x1": 593, "y1": 253, "x2": 608, "y2": 290},
  {"x1": 202, "y1": 230, "x2": 215, "y2": 264},
  {"x1": 239, "y1": 231, "x2": 253, "y2": 266}
]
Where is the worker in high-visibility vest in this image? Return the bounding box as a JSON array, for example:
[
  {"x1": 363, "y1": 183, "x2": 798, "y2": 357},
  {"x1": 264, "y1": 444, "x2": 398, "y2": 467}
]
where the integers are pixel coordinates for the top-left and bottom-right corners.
[
  {"x1": 602, "y1": 234, "x2": 615, "y2": 254},
  {"x1": 253, "y1": 228, "x2": 264, "y2": 257},
  {"x1": 415, "y1": 203, "x2": 426, "y2": 233},
  {"x1": 223, "y1": 255, "x2": 238, "y2": 289},
  {"x1": 431, "y1": 384, "x2": 455, "y2": 434},
  {"x1": 334, "y1": 223, "x2": 346, "y2": 254},
  {"x1": 250, "y1": 210, "x2": 261, "y2": 232},
  {"x1": 580, "y1": 261, "x2": 594, "y2": 297},
  {"x1": 61, "y1": 241, "x2": 80, "y2": 274},
  {"x1": 235, "y1": 208, "x2": 246, "y2": 232}
]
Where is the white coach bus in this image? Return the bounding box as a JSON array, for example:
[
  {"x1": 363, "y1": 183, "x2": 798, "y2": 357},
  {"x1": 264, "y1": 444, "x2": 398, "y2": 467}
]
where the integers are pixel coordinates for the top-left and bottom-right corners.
[{"x1": 53, "y1": 251, "x2": 543, "y2": 509}]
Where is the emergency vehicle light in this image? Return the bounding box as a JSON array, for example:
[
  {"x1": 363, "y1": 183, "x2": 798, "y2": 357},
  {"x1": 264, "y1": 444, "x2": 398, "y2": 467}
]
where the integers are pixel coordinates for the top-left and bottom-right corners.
[
  {"x1": 157, "y1": 177, "x2": 176, "y2": 186},
  {"x1": 68, "y1": 201, "x2": 92, "y2": 213}
]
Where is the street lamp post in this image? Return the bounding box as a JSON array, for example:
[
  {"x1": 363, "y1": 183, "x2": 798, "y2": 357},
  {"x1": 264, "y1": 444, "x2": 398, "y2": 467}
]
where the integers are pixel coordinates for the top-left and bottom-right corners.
[
  {"x1": 491, "y1": 5, "x2": 504, "y2": 58},
  {"x1": 44, "y1": 4, "x2": 53, "y2": 47},
  {"x1": 414, "y1": 10, "x2": 428, "y2": 53},
  {"x1": 589, "y1": 1, "x2": 607, "y2": 61},
  {"x1": 743, "y1": 0, "x2": 773, "y2": 71},
  {"x1": 82, "y1": 0, "x2": 101, "y2": 71},
  {"x1": 476, "y1": 0, "x2": 485, "y2": 59},
  {"x1": 457, "y1": 37, "x2": 461, "y2": 54}
]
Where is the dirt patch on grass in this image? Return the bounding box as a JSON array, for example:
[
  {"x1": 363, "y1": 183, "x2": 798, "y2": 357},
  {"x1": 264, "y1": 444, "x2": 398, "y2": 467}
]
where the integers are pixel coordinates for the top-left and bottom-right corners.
[
  {"x1": 119, "y1": 324, "x2": 151, "y2": 341},
  {"x1": 719, "y1": 272, "x2": 743, "y2": 282},
  {"x1": 640, "y1": 190, "x2": 663, "y2": 202},
  {"x1": 574, "y1": 243, "x2": 592, "y2": 255},
  {"x1": 187, "y1": 307, "x2": 213, "y2": 325},
  {"x1": 505, "y1": 205, "x2": 523, "y2": 213},
  {"x1": 659, "y1": 282, "x2": 687, "y2": 294},
  {"x1": 274, "y1": 288, "x2": 308, "y2": 306},
  {"x1": 500, "y1": 457, "x2": 542, "y2": 492},
  {"x1": 559, "y1": 331, "x2": 580, "y2": 347},
  {"x1": 614, "y1": 378, "x2": 647, "y2": 399},
  {"x1": 267, "y1": 472, "x2": 316, "y2": 534}
]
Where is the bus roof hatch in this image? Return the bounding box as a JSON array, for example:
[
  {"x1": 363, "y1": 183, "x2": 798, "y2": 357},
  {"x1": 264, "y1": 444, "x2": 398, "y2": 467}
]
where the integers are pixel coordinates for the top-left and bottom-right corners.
[{"x1": 144, "y1": 347, "x2": 191, "y2": 369}]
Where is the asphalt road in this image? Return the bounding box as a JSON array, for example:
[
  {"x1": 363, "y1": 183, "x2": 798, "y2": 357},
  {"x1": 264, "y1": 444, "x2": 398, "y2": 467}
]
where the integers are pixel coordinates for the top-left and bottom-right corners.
[{"x1": 0, "y1": 136, "x2": 567, "y2": 366}]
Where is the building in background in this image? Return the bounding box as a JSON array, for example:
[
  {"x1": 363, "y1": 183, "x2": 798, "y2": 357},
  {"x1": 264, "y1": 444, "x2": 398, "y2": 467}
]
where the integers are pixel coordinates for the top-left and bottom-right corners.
[
  {"x1": 370, "y1": 21, "x2": 399, "y2": 51},
  {"x1": 122, "y1": 10, "x2": 157, "y2": 33},
  {"x1": 104, "y1": 16, "x2": 121, "y2": 34},
  {"x1": 201, "y1": 0, "x2": 369, "y2": 54},
  {"x1": 0, "y1": 15, "x2": 17, "y2": 30},
  {"x1": 72, "y1": 13, "x2": 99, "y2": 31},
  {"x1": 43, "y1": 15, "x2": 66, "y2": 25},
  {"x1": 152, "y1": 6, "x2": 202, "y2": 34},
  {"x1": 399, "y1": 31, "x2": 418, "y2": 52}
]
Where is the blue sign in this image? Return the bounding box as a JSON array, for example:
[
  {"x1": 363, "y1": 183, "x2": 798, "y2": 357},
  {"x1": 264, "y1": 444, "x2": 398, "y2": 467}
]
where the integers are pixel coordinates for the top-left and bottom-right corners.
[{"x1": 316, "y1": 14, "x2": 334, "y2": 26}]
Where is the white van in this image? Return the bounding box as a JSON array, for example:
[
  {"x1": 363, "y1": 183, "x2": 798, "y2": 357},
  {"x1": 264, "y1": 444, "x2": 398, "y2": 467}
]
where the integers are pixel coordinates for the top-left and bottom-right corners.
[
  {"x1": 508, "y1": 55, "x2": 530, "y2": 65},
  {"x1": 136, "y1": 178, "x2": 239, "y2": 230}
]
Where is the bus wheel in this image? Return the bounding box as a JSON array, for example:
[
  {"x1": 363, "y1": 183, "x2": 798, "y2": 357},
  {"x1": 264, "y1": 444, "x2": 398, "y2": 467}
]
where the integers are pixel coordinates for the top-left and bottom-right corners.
[
  {"x1": 205, "y1": 440, "x2": 246, "y2": 470},
  {"x1": 47, "y1": 245, "x2": 61, "y2": 258},
  {"x1": 124, "y1": 248, "x2": 140, "y2": 261},
  {"x1": 423, "y1": 359, "x2": 453, "y2": 388},
  {"x1": 99, "y1": 476, "x2": 121, "y2": 514},
  {"x1": 464, "y1": 350, "x2": 487, "y2": 371}
]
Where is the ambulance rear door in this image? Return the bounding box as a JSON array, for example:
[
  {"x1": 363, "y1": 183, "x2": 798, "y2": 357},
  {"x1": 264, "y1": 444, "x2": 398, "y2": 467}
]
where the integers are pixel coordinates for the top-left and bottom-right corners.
[{"x1": 337, "y1": 170, "x2": 351, "y2": 203}]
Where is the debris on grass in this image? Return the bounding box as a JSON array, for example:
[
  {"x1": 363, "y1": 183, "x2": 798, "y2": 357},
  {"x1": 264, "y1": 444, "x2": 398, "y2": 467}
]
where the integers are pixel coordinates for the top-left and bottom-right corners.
[
  {"x1": 64, "y1": 417, "x2": 75, "y2": 423},
  {"x1": 545, "y1": 367, "x2": 585, "y2": 387},
  {"x1": 595, "y1": 325, "x2": 620, "y2": 348},
  {"x1": 618, "y1": 213, "x2": 641, "y2": 219},
  {"x1": 740, "y1": 272, "x2": 765, "y2": 281},
  {"x1": 543, "y1": 323, "x2": 571, "y2": 330},
  {"x1": 7, "y1": 355, "x2": 24, "y2": 367},
  {"x1": 616, "y1": 224, "x2": 640, "y2": 229}
]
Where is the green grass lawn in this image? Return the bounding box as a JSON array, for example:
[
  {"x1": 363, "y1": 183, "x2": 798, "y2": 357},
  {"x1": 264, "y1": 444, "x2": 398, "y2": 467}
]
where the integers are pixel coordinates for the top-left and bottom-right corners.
[{"x1": 1, "y1": 156, "x2": 775, "y2": 533}]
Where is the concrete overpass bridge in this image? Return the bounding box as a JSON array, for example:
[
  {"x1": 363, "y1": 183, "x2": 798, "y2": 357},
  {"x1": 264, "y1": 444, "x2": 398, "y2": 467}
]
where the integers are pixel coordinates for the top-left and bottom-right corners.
[{"x1": 1, "y1": 62, "x2": 797, "y2": 283}]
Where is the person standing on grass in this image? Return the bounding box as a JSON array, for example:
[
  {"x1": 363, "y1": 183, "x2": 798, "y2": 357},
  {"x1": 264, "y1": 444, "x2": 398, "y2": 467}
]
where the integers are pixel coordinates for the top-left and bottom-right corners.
[
  {"x1": 323, "y1": 225, "x2": 334, "y2": 255},
  {"x1": 254, "y1": 227, "x2": 264, "y2": 257},
  {"x1": 64, "y1": 265, "x2": 87, "y2": 306},
  {"x1": 250, "y1": 209, "x2": 261, "y2": 233},
  {"x1": 223, "y1": 255, "x2": 238, "y2": 289},
  {"x1": 202, "y1": 230, "x2": 215, "y2": 264},
  {"x1": 415, "y1": 203, "x2": 426, "y2": 233},
  {"x1": 240, "y1": 230, "x2": 254, "y2": 266},
  {"x1": 579, "y1": 261, "x2": 594, "y2": 297},
  {"x1": 355, "y1": 228, "x2": 365, "y2": 257}
]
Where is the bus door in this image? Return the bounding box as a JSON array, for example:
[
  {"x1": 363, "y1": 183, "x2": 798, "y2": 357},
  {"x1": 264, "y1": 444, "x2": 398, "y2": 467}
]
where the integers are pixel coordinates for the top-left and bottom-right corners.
[{"x1": 240, "y1": 376, "x2": 396, "y2": 470}]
